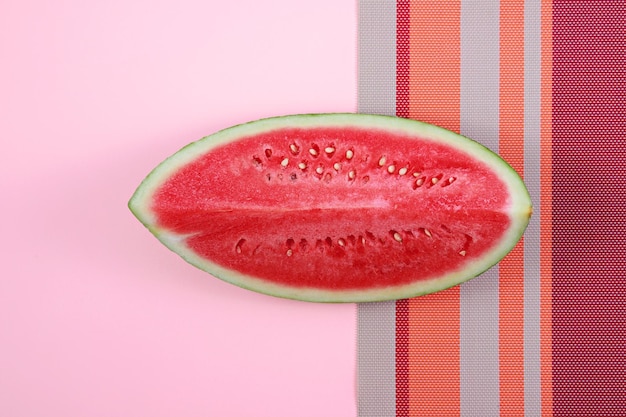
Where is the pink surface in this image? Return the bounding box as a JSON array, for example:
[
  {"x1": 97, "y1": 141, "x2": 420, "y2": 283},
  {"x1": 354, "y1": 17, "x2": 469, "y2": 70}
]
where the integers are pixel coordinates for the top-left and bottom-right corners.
[{"x1": 0, "y1": 1, "x2": 357, "y2": 416}]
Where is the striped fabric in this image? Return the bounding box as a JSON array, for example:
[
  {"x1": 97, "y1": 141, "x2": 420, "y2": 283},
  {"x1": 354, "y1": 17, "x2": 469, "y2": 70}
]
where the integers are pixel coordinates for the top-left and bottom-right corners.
[{"x1": 357, "y1": 1, "x2": 625, "y2": 416}]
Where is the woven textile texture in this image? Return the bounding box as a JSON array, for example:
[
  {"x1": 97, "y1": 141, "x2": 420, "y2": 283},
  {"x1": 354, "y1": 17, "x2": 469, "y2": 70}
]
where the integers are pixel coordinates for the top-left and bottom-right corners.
[{"x1": 357, "y1": 1, "x2": 626, "y2": 416}]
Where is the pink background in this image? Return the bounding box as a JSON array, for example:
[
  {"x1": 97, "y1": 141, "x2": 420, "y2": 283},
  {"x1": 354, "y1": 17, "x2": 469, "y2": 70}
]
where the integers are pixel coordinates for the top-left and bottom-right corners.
[{"x1": 1, "y1": 1, "x2": 356, "y2": 416}]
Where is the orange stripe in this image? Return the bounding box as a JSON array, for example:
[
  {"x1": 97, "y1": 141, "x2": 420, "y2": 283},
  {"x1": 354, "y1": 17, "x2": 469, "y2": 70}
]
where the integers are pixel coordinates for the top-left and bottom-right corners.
[
  {"x1": 498, "y1": 1, "x2": 526, "y2": 415},
  {"x1": 540, "y1": 0, "x2": 554, "y2": 415},
  {"x1": 408, "y1": 288, "x2": 461, "y2": 416},
  {"x1": 408, "y1": 0, "x2": 461, "y2": 133},
  {"x1": 407, "y1": 1, "x2": 461, "y2": 415}
]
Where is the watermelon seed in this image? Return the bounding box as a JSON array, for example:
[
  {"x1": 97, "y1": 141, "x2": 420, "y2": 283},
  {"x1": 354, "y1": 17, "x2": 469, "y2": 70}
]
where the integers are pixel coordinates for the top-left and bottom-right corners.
[
  {"x1": 265, "y1": 148, "x2": 272, "y2": 158},
  {"x1": 280, "y1": 157, "x2": 289, "y2": 167},
  {"x1": 298, "y1": 161, "x2": 307, "y2": 170},
  {"x1": 359, "y1": 235, "x2": 366, "y2": 245},
  {"x1": 315, "y1": 165, "x2": 324, "y2": 175},
  {"x1": 413, "y1": 172, "x2": 421, "y2": 177},
  {"x1": 398, "y1": 167, "x2": 408, "y2": 176},
  {"x1": 235, "y1": 238, "x2": 246, "y2": 254},
  {"x1": 286, "y1": 249, "x2": 293, "y2": 257},
  {"x1": 337, "y1": 238, "x2": 346, "y2": 247},
  {"x1": 424, "y1": 228, "x2": 432, "y2": 237},
  {"x1": 333, "y1": 162, "x2": 342, "y2": 171},
  {"x1": 413, "y1": 177, "x2": 425, "y2": 189},
  {"x1": 387, "y1": 164, "x2": 396, "y2": 174},
  {"x1": 289, "y1": 143, "x2": 300, "y2": 154},
  {"x1": 325, "y1": 146, "x2": 336, "y2": 155},
  {"x1": 346, "y1": 149, "x2": 354, "y2": 160},
  {"x1": 309, "y1": 144, "x2": 320, "y2": 157},
  {"x1": 459, "y1": 250, "x2": 466, "y2": 256},
  {"x1": 442, "y1": 176, "x2": 456, "y2": 187},
  {"x1": 378, "y1": 155, "x2": 387, "y2": 167},
  {"x1": 428, "y1": 173, "x2": 444, "y2": 187},
  {"x1": 392, "y1": 231, "x2": 403, "y2": 243},
  {"x1": 348, "y1": 170, "x2": 356, "y2": 180}
]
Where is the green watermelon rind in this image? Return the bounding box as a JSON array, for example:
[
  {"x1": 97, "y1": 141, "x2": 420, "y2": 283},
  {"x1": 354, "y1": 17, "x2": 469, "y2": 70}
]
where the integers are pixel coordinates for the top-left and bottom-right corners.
[{"x1": 129, "y1": 113, "x2": 532, "y2": 303}]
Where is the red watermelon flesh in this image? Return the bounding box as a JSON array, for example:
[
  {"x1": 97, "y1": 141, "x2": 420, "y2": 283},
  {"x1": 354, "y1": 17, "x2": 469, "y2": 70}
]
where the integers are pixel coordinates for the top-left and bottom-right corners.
[{"x1": 130, "y1": 114, "x2": 531, "y2": 302}]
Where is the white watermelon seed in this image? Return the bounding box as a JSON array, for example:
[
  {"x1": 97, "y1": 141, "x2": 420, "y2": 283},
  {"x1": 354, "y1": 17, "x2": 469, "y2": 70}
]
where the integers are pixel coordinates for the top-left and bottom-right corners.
[
  {"x1": 281, "y1": 157, "x2": 289, "y2": 167},
  {"x1": 346, "y1": 149, "x2": 354, "y2": 160},
  {"x1": 333, "y1": 162, "x2": 341, "y2": 171},
  {"x1": 348, "y1": 170, "x2": 356, "y2": 180},
  {"x1": 309, "y1": 148, "x2": 318, "y2": 156},
  {"x1": 398, "y1": 167, "x2": 408, "y2": 176},
  {"x1": 286, "y1": 249, "x2": 293, "y2": 257},
  {"x1": 387, "y1": 164, "x2": 396, "y2": 174},
  {"x1": 431, "y1": 177, "x2": 439, "y2": 185},
  {"x1": 459, "y1": 250, "x2": 466, "y2": 256},
  {"x1": 337, "y1": 238, "x2": 346, "y2": 247},
  {"x1": 416, "y1": 178, "x2": 424, "y2": 187},
  {"x1": 316, "y1": 166, "x2": 324, "y2": 175},
  {"x1": 393, "y1": 232, "x2": 402, "y2": 243},
  {"x1": 325, "y1": 146, "x2": 335, "y2": 154},
  {"x1": 290, "y1": 144, "x2": 299, "y2": 154},
  {"x1": 378, "y1": 156, "x2": 387, "y2": 166},
  {"x1": 424, "y1": 228, "x2": 432, "y2": 237},
  {"x1": 298, "y1": 161, "x2": 307, "y2": 170}
]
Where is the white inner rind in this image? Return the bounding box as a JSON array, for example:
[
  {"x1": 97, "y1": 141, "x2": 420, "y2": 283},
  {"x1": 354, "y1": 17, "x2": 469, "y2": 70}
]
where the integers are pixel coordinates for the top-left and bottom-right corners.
[{"x1": 129, "y1": 113, "x2": 532, "y2": 303}]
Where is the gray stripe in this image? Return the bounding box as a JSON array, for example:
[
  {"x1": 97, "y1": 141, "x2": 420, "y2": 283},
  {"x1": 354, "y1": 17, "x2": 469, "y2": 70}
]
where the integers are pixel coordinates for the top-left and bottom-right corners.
[
  {"x1": 357, "y1": 2, "x2": 397, "y2": 417},
  {"x1": 357, "y1": 0, "x2": 396, "y2": 117},
  {"x1": 524, "y1": 0, "x2": 542, "y2": 415},
  {"x1": 459, "y1": 1, "x2": 501, "y2": 416},
  {"x1": 357, "y1": 302, "x2": 397, "y2": 417}
]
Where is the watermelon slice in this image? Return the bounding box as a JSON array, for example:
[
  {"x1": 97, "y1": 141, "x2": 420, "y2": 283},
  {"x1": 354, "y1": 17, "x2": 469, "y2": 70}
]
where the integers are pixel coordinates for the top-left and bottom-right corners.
[{"x1": 129, "y1": 114, "x2": 531, "y2": 302}]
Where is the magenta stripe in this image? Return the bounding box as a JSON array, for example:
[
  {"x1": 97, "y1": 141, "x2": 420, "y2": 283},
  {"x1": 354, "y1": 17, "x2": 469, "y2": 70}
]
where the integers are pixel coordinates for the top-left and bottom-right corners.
[
  {"x1": 396, "y1": 0, "x2": 410, "y2": 119},
  {"x1": 396, "y1": 299, "x2": 409, "y2": 417},
  {"x1": 552, "y1": 1, "x2": 626, "y2": 415},
  {"x1": 395, "y1": 3, "x2": 410, "y2": 416}
]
